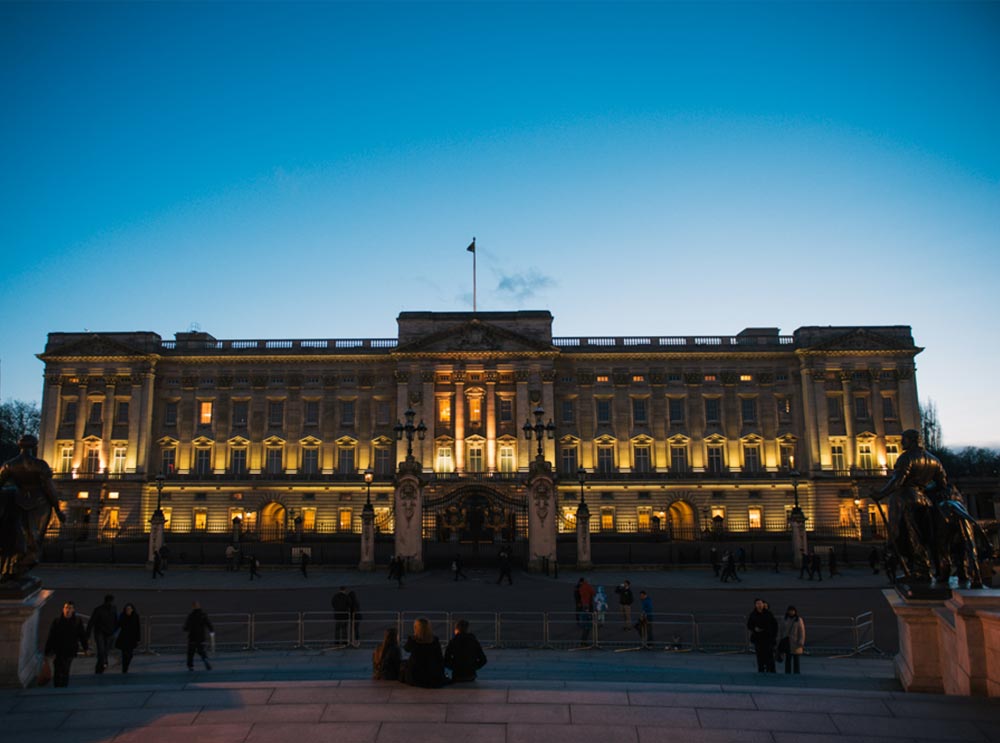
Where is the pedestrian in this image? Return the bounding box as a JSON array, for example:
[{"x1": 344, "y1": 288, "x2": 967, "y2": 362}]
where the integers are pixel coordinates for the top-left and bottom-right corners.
[
  {"x1": 159, "y1": 544, "x2": 171, "y2": 570},
  {"x1": 593, "y1": 585, "x2": 609, "y2": 625},
  {"x1": 615, "y1": 579, "x2": 634, "y2": 628},
  {"x1": 444, "y1": 619, "x2": 488, "y2": 682},
  {"x1": 737, "y1": 546, "x2": 747, "y2": 572},
  {"x1": 331, "y1": 586, "x2": 351, "y2": 646},
  {"x1": 575, "y1": 577, "x2": 595, "y2": 646},
  {"x1": 348, "y1": 589, "x2": 362, "y2": 647},
  {"x1": 152, "y1": 549, "x2": 165, "y2": 579},
  {"x1": 452, "y1": 553, "x2": 468, "y2": 581},
  {"x1": 771, "y1": 545, "x2": 780, "y2": 573},
  {"x1": 115, "y1": 603, "x2": 141, "y2": 674},
  {"x1": 637, "y1": 590, "x2": 654, "y2": 647},
  {"x1": 300, "y1": 550, "x2": 310, "y2": 579},
  {"x1": 778, "y1": 605, "x2": 806, "y2": 674},
  {"x1": 868, "y1": 546, "x2": 880, "y2": 575},
  {"x1": 387, "y1": 554, "x2": 396, "y2": 581},
  {"x1": 811, "y1": 551, "x2": 823, "y2": 582},
  {"x1": 721, "y1": 551, "x2": 741, "y2": 582},
  {"x1": 747, "y1": 598, "x2": 778, "y2": 673},
  {"x1": 496, "y1": 549, "x2": 513, "y2": 585},
  {"x1": 183, "y1": 601, "x2": 213, "y2": 671},
  {"x1": 249, "y1": 555, "x2": 261, "y2": 580},
  {"x1": 225, "y1": 544, "x2": 236, "y2": 572},
  {"x1": 44, "y1": 601, "x2": 88, "y2": 687},
  {"x1": 372, "y1": 627, "x2": 402, "y2": 680},
  {"x1": 710, "y1": 547, "x2": 720, "y2": 577},
  {"x1": 798, "y1": 549, "x2": 810, "y2": 579},
  {"x1": 394, "y1": 555, "x2": 406, "y2": 587},
  {"x1": 86, "y1": 593, "x2": 118, "y2": 674},
  {"x1": 402, "y1": 617, "x2": 447, "y2": 687}
]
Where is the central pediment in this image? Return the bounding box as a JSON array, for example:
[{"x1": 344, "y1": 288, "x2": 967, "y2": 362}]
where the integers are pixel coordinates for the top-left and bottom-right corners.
[{"x1": 395, "y1": 314, "x2": 555, "y2": 355}]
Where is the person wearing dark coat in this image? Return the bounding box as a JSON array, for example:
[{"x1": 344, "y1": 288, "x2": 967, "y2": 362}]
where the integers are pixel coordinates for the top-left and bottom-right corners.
[
  {"x1": 115, "y1": 603, "x2": 141, "y2": 673},
  {"x1": 747, "y1": 598, "x2": 778, "y2": 673},
  {"x1": 348, "y1": 589, "x2": 362, "y2": 647},
  {"x1": 403, "y1": 617, "x2": 447, "y2": 687},
  {"x1": 86, "y1": 593, "x2": 118, "y2": 674},
  {"x1": 444, "y1": 619, "x2": 488, "y2": 682},
  {"x1": 44, "y1": 601, "x2": 88, "y2": 687},
  {"x1": 331, "y1": 586, "x2": 351, "y2": 646},
  {"x1": 183, "y1": 601, "x2": 213, "y2": 671},
  {"x1": 372, "y1": 627, "x2": 402, "y2": 680}
]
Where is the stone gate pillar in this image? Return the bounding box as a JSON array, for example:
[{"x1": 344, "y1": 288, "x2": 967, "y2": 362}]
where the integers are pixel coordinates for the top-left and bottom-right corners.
[
  {"x1": 394, "y1": 460, "x2": 424, "y2": 572},
  {"x1": 576, "y1": 499, "x2": 592, "y2": 570},
  {"x1": 526, "y1": 458, "x2": 556, "y2": 573},
  {"x1": 359, "y1": 503, "x2": 375, "y2": 571}
]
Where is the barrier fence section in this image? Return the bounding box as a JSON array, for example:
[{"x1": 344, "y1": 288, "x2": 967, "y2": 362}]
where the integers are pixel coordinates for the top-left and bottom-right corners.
[{"x1": 129, "y1": 610, "x2": 875, "y2": 656}]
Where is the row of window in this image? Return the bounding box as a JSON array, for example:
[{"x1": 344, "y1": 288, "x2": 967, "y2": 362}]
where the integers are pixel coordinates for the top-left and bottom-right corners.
[
  {"x1": 827, "y1": 394, "x2": 897, "y2": 422},
  {"x1": 60, "y1": 400, "x2": 130, "y2": 427},
  {"x1": 557, "y1": 396, "x2": 795, "y2": 427}
]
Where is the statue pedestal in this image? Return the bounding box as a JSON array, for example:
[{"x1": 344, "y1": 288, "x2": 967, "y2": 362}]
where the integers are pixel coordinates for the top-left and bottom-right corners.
[
  {"x1": 0, "y1": 588, "x2": 54, "y2": 688},
  {"x1": 359, "y1": 509, "x2": 375, "y2": 572},
  {"x1": 884, "y1": 588, "x2": 1000, "y2": 696}
]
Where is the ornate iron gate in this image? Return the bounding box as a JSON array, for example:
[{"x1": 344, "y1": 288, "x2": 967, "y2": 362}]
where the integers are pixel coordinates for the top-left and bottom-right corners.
[{"x1": 421, "y1": 484, "x2": 528, "y2": 567}]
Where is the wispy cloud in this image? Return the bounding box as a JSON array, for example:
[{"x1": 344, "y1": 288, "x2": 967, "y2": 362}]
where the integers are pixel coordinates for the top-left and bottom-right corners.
[{"x1": 496, "y1": 270, "x2": 556, "y2": 302}]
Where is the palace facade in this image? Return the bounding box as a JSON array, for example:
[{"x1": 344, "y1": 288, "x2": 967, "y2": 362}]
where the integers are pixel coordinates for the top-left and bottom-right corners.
[{"x1": 35, "y1": 311, "x2": 922, "y2": 562}]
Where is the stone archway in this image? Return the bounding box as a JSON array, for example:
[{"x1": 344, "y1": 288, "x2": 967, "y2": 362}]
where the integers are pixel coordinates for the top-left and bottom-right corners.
[
  {"x1": 668, "y1": 499, "x2": 697, "y2": 540},
  {"x1": 422, "y1": 484, "x2": 527, "y2": 567},
  {"x1": 259, "y1": 500, "x2": 287, "y2": 541}
]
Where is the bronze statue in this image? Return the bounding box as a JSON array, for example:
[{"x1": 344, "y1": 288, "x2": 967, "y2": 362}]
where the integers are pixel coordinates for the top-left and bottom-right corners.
[{"x1": 0, "y1": 434, "x2": 65, "y2": 584}]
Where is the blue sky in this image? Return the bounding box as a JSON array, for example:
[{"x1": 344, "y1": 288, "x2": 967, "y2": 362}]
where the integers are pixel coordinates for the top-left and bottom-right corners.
[{"x1": 2, "y1": 1, "x2": 998, "y2": 447}]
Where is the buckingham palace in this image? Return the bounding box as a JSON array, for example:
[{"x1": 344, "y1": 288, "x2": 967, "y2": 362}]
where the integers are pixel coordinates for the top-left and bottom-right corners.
[{"x1": 34, "y1": 310, "x2": 921, "y2": 568}]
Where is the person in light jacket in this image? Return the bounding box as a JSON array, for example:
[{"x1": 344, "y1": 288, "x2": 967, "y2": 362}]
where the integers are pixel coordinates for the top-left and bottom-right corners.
[{"x1": 779, "y1": 605, "x2": 806, "y2": 674}]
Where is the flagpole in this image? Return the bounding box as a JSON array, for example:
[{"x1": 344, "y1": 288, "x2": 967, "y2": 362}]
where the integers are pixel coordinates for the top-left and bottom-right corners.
[{"x1": 467, "y1": 237, "x2": 477, "y2": 313}]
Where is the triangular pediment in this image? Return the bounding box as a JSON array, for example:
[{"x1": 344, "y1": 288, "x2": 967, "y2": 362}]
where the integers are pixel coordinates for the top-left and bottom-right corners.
[
  {"x1": 804, "y1": 328, "x2": 913, "y2": 353},
  {"x1": 40, "y1": 333, "x2": 154, "y2": 360},
  {"x1": 394, "y1": 319, "x2": 555, "y2": 354}
]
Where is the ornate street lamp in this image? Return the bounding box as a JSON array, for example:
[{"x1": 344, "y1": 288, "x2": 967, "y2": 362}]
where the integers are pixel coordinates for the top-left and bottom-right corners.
[
  {"x1": 576, "y1": 466, "x2": 589, "y2": 512},
  {"x1": 787, "y1": 457, "x2": 803, "y2": 517},
  {"x1": 154, "y1": 473, "x2": 165, "y2": 514},
  {"x1": 522, "y1": 405, "x2": 555, "y2": 460},
  {"x1": 363, "y1": 468, "x2": 374, "y2": 509},
  {"x1": 394, "y1": 408, "x2": 427, "y2": 461}
]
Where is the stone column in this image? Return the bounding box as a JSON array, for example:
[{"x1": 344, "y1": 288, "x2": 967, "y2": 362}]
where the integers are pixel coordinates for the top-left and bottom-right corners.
[
  {"x1": 422, "y1": 371, "x2": 435, "y2": 467},
  {"x1": 486, "y1": 373, "x2": 497, "y2": 471},
  {"x1": 148, "y1": 507, "x2": 165, "y2": 563},
  {"x1": 515, "y1": 370, "x2": 531, "y2": 470},
  {"x1": 840, "y1": 372, "x2": 855, "y2": 468},
  {"x1": 102, "y1": 379, "x2": 116, "y2": 470},
  {"x1": 359, "y1": 502, "x2": 375, "y2": 571},
  {"x1": 576, "y1": 498, "x2": 592, "y2": 570},
  {"x1": 395, "y1": 371, "x2": 409, "y2": 465},
  {"x1": 526, "y1": 459, "x2": 556, "y2": 572},
  {"x1": 0, "y1": 589, "x2": 54, "y2": 688},
  {"x1": 541, "y1": 371, "x2": 556, "y2": 464},
  {"x1": 799, "y1": 366, "x2": 821, "y2": 469},
  {"x1": 790, "y1": 506, "x2": 808, "y2": 567},
  {"x1": 897, "y1": 366, "x2": 920, "y2": 431},
  {"x1": 454, "y1": 374, "x2": 465, "y2": 472},
  {"x1": 39, "y1": 374, "x2": 62, "y2": 465},
  {"x1": 73, "y1": 379, "x2": 88, "y2": 468},
  {"x1": 394, "y1": 463, "x2": 424, "y2": 572}
]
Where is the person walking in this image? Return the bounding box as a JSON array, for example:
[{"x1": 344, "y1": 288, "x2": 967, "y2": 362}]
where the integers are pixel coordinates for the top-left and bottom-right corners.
[
  {"x1": 86, "y1": 594, "x2": 118, "y2": 674},
  {"x1": 721, "y1": 551, "x2": 742, "y2": 583},
  {"x1": 709, "y1": 547, "x2": 720, "y2": 577},
  {"x1": 737, "y1": 546, "x2": 747, "y2": 572},
  {"x1": 152, "y1": 549, "x2": 164, "y2": 579},
  {"x1": 496, "y1": 549, "x2": 512, "y2": 585},
  {"x1": 771, "y1": 545, "x2": 780, "y2": 573},
  {"x1": 225, "y1": 544, "x2": 236, "y2": 572},
  {"x1": 402, "y1": 617, "x2": 447, "y2": 687},
  {"x1": 747, "y1": 598, "x2": 778, "y2": 673},
  {"x1": 331, "y1": 586, "x2": 351, "y2": 646},
  {"x1": 249, "y1": 555, "x2": 261, "y2": 580},
  {"x1": 637, "y1": 590, "x2": 655, "y2": 647},
  {"x1": 778, "y1": 605, "x2": 806, "y2": 674},
  {"x1": 798, "y1": 549, "x2": 810, "y2": 579},
  {"x1": 300, "y1": 550, "x2": 310, "y2": 578},
  {"x1": 44, "y1": 601, "x2": 88, "y2": 688},
  {"x1": 452, "y1": 553, "x2": 468, "y2": 581},
  {"x1": 868, "y1": 546, "x2": 880, "y2": 575},
  {"x1": 575, "y1": 577, "x2": 596, "y2": 646},
  {"x1": 348, "y1": 589, "x2": 362, "y2": 647},
  {"x1": 593, "y1": 586, "x2": 609, "y2": 625},
  {"x1": 159, "y1": 544, "x2": 171, "y2": 570},
  {"x1": 615, "y1": 579, "x2": 634, "y2": 629},
  {"x1": 372, "y1": 627, "x2": 402, "y2": 680},
  {"x1": 115, "y1": 603, "x2": 141, "y2": 674},
  {"x1": 392, "y1": 555, "x2": 406, "y2": 587},
  {"x1": 810, "y1": 551, "x2": 823, "y2": 582},
  {"x1": 183, "y1": 601, "x2": 214, "y2": 671},
  {"x1": 444, "y1": 619, "x2": 488, "y2": 682}
]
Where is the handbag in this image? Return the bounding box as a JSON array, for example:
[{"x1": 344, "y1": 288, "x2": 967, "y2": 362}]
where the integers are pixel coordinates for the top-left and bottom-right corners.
[{"x1": 37, "y1": 657, "x2": 52, "y2": 686}]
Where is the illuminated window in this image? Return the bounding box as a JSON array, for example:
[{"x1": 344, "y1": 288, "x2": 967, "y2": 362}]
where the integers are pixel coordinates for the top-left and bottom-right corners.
[
  {"x1": 436, "y1": 445, "x2": 454, "y2": 473},
  {"x1": 339, "y1": 508, "x2": 353, "y2": 532},
  {"x1": 707, "y1": 445, "x2": 725, "y2": 473},
  {"x1": 562, "y1": 507, "x2": 577, "y2": 530},
  {"x1": 301, "y1": 447, "x2": 319, "y2": 475},
  {"x1": 88, "y1": 401, "x2": 103, "y2": 424},
  {"x1": 560, "y1": 445, "x2": 577, "y2": 474},
  {"x1": 104, "y1": 507, "x2": 120, "y2": 530},
  {"x1": 780, "y1": 445, "x2": 795, "y2": 471},
  {"x1": 705, "y1": 398, "x2": 721, "y2": 424},
  {"x1": 468, "y1": 397, "x2": 482, "y2": 425},
  {"x1": 748, "y1": 507, "x2": 762, "y2": 529},
  {"x1": 77, "y1": 491, "x2": 89, "y2": 500},
  {"x1": 193, "y1": 508, "x2": 208, "y2": 531},
  {"x1": 831, "y1": 444, "x2": 845, "y2": 471},
  {"x1": 268, "y1": 400, "x2": 284, "y2": 428},
  {"x1": 637, "y1": 507, "x2": 651, "y2": 531},
  {"x1": 85, "y1": 448, "x2": 100, "y2": 473},
  {"x1": 597, "y1": 445, "x2": 615, "y2": 473},
  {"x1": 885, "y1": 444, "x2": 900, "y2": 468},
  {"x1": 230, "y1": 448, "x2": 247, "y2": 475},
  {"x1": 710, "y1": 505, "x2": 725, "y2": 520},
  {"x1": 116, "y1": 401, "x2": 129, "y2": 425},
  {"x1": 232, "y1": 401, "x2": 249, "y2": 426},
  {"x1": 670, "y1": 445, "x2": 688, "y2": 472},
  {"x1": 704, "y1": 374, "x2": 717, "y2": 382},
  {"x1": 107, "y1": 491, "x2": 119, "y2": 500},
  {"x1": 778, "y1": 397, "x2": 793, "y2": 423},
  {"x1": 438, "y1": 398, "x2": 452, "y2": 424},
  {"x1": 632, "y1": 398, "x2": 648, "y2": 424},
  {"x1": 337, "y1": 446, "x2": 355, "y2": 474},
  {"x1": 743, "y1": 445, "x2": 761, "y2": 473},
  {"x1": 858, "y1": 444, "x2": 874, "y2": 470},
  {"x1": 740, "y1": 374, "x2": 753, "y2": 382},
  {"x1": 194, "y1": 448, "x2": 212, "y2": 475},
  {"x1": 111, "y1": 447, "x2": 126, "y2": 474},
  {"x1": 60, "y1": 446, "x2": 73, "y2": 473},
  {"x1": 199, "y1": 401, "x2": 213, "y2": 426},
  {"x1": 596, "y1": 374, "x2": 610, "y2": 383},
  {"x1": 499, "y1": 445, "x2": 515, "y2": 473},
  {"x1": 467, "y1": 445, "x2": 484, "y2": 472},
  {"x1": 302, "y1": 508, "x2": 316, "y2": 531},
  {"x1": 633, "y1": 445, "x2": 651, "y2": 473},
  {"x1": 839, "y1": 503, "x2": 856, "y2": 527},
  {"x1": 161, "y1": 507, "x2": 172, "y2": 531},
  {"x1": 632, "y1": 375, "x2": 645, "y2": 383},
  {"x1": 600, "y1": 507, "x2": 615, "y2": 531},
  {"x1": 265, "y1": 447, "x2": 283, "y2": 474},
  {"x1": 161, "y1": 447, "x2": 176, "y2": 474}
]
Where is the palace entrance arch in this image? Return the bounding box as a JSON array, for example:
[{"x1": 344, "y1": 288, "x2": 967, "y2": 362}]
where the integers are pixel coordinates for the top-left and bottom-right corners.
[
  {"x1": 259, "y1": 501, "x2": 287, "y2": 541},
  {"x1": 421, "y1": 485, "x2": 528, "y2": 567},
  {"x1": 668, "y1": 499, "x2": 697, "y2": 540}
]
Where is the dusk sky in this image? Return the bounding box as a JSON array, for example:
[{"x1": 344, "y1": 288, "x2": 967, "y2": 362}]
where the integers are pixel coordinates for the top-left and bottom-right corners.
[{"x1": 2, "y1": 1, "x2": 998, "y2": 447}]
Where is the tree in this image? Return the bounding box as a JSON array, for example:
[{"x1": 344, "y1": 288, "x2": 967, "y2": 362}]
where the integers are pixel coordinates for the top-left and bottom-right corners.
[
  {"x1": 920, "y1": 399, "x2": 942, "y2": 452},
  {"x1": 0, "y1": 399, "x2": 41, "y2": 461}
]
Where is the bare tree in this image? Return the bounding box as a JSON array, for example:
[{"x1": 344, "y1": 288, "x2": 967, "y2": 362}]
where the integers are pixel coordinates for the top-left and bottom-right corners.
[
  {"x1": 0, "y1": 399, "x2": 41, "y2": 460},
  {"x1": 920, "y1": 399, "x2": 942, "y2": 452}
]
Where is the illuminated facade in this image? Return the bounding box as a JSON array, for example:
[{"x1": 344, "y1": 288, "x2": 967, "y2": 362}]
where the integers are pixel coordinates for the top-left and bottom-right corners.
[{"x1": 36, "y1": 311, "x2": 921, "y2": 558}]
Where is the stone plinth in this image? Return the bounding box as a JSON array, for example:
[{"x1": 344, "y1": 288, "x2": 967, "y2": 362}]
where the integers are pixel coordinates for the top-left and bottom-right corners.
[
  {"x1": 359, "y1": 507, "x2": 375, "y2": 571},
  {"x1": 884, "y1": 587, "x2": 1000, "y2": 696},
  {"x1": 0, "y1": 588, "x2": 53, "y2": 688},
  {"x1": 526, "y1": 463, "x2": 556, "y2": 573},
  {"x1": 394, "y1": 467, "x2": 424, "y2": 572}
]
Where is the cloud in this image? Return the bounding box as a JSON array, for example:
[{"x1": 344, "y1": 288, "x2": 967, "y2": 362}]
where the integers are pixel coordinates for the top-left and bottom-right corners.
[{"x1": 496, "y1": 270, "x2": 556, "y2": 302}]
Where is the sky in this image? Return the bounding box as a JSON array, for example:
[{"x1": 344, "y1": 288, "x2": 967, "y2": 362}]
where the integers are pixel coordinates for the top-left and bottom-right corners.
[{"x1": 1, "y1": 1, "x2": 998, "y2": 448}]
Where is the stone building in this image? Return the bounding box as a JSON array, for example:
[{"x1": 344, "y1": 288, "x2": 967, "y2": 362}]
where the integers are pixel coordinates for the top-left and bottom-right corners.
[{"x1": 35, "y1": 310, "x2": 922, "y2": 567}]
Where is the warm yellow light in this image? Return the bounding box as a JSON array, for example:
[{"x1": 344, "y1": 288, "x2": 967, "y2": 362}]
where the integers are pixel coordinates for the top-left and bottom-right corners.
[
  {"x1": 77, "y1": 491, "x2": 89, "y2": 499},
  {"x1": 740, "y1": 374, "x2": 752, "y2": 382},
  {"x1": 108, "y1": 491, "x2": 119, "y2": 500}
]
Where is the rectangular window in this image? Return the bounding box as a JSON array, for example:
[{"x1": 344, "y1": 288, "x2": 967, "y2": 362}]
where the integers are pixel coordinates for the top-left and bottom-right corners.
[
  {"x1": 265, "y1": 447, "x2": 283, "y2": 474},
  {"x1": 85, "y1": 448, "x2": 100, "y2": 473},
  {"x1": 164, "y1": 401, "x2": 178, "y2": 426},
  {"x1": 777, "y1": 397, "x2": 793, "y2": 423},
  {"x1": 467, "y1": 397, "x2": 481, "y2": 426},
  {"x1": 111, "y1": 447, "x2": 127, "y2": 474},
  {"x1": 337, "y1": 447, "x2": 355, "y2": 474},
  {"x1": 560, "y1": 445, "x2": 578, "y2": 474},
  {"x1": 104, "y1": 507, "x2": 120, "y2": 530},
  {"x1": 230, "y1": 448, "x2": 247, "y2": 475},
  {"x1": 161, "y1": 507, "x2": 172, "y2": 531},
  {"x1": 839, "y1": 503, "x2": 856, "y2": 527},
  {"x1": 748, "y1": 506, "x2": 762, "y2": 530},
  {"x1": 88, "y1": 401, "x2": 103, "y2": 424},
  {"x1": 741, "y1": 397, "x2": 757, "y2": 425},
  {"x1": 375, "y1": 400, "x2": 391, "y2": 426},
  {"x1": 438, "y1": 398, "x2": 451, "y2": 425},
  {"x1": 831, "y1": 444, "x2": 845, "y2": 471},
  {"x1": 882, "y1": 396, "x2": 897, "y2": 420},
  {"x1": 62, "y1": 400, "x2": 77, "y2": 425},
  {"x1": 194, "y1": 448, "x2": 212, "y2": 475},
  {"x1": 562, "y1": 506, "x2": 577, "y2": 531},
  {"x1": 632, "y1": 398, "x2": 648, "y2": 425},
  {"x1": 668, "y1": 398, "x2": 685, "y2": 425},
  {"x1": 855, "y1": 396, "x2": 870, "y2": 420},
  {"x1": 339, "y1": 508, "x2": 353, "y2": 532},
  {"x1": 268, "y1": 400, "x2": 284, "y2": 428},
  {"x1": 633, "y1": 446, "x2": 651, "y2": 473},
  {"x1": 596, "y1": 399, "x2": 612, "y2": 425},
  {"x1": 780, "y1": 445, "x2": 795, "y2": 471},
  {"x1": 707, "y1": 445, "x2": 724, "y2": 474},
  {"x1": 560, "y1": 399, "x2": 574, "y2": 424},
  {"x1": 436, "y1": 446, "x2": 454, "y2": 473},
  {"x1": 60, "y1": 446, "x2": 73, "y2": 473},
  {"x1": 885, "y1": 444, "x2": 900, "y2": 468},
  {"x1": 232, "y1": 401, "x2": 249, "y2": 427},
  {"x1": 827, "y1": 395, "x2": 842, "y2": 421},
  {"x1": 301, "y1": 507, "x2": 316, "y2": 531},
  {"x1": 467, "y1": 445, "x2": 484, "y2": 472},
  {"x1": 710, "y1": 505, "x2": 725, "y2": 521},
  {"x1": 743, "y1": 445, "x2": 761, "y2": 473},
  {"x1": 705, "y1": 398, "x2": 721, "y2": 424},
  {"x1": 637, "y1": 507, "x2": 651, "y2": 531},
  {"x1": 600, "y1": 507, "x2": 615, "y2": 532},
  {"x1": 301, "y1": 448, "x2": 319, "y2": 475},
  {"x1": 499, "y1": 398, "x2": 514, "y2": 423},
  {"x1": 193, "y1": 508, "x2": 208, "y2": 531},
  {"x1": 116, "y1": 401, "x2": 129, "y2": 425},
  {"x1": 670, "y1": 445, "x2": 688, "y2": 472},
  {"x1": 161, "y1": 447, "x2": 176, "y2": 475},
  {"x1": 374, "y1": 447, "x2": 393, "y2": 476},
  {"x1": 499, "y1": 445, "x2": 515, "y2": 473},
  {"x1": 199, "y1": 401, "x2": 213, "y2": 426},
  {"x1": 858, "y1": 443, "x2": 874, "y2": 470},
  {"x1": 597, "y1": 445, "x2": 615, "y2": 473},
  {"x1": 340, "y1": 400, "x2": 355, "y2": 426}
]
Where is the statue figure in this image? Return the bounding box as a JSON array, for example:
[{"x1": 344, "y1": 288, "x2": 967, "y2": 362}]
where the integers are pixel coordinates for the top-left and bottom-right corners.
[{"x1": 0, "y1": 434, "x2": 65, "y2": 584}]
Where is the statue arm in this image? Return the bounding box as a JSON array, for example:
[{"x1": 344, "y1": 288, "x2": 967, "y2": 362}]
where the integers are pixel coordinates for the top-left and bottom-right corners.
[
  {"x1": 41, "y1": 465, "x2": 65, "y2": 522},
  {"x1": 876, "y1": 457, "x2": 909, "y2": 500}
]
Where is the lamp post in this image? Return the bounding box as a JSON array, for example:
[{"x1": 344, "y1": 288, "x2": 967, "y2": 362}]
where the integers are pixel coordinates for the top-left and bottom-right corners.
[
  {"x1": 364, "y1": 468, "x2": 374, "y2": 508},
  {"x1": 854, "y1": 496, "x2": 863, "y2": 541},
  {"x1": 522, "y1": 405, "x2": 555, "y2": 460},
  {"x1": 786, "y1": 459, "x2": 808, "y2": 569},
  {"x1": 359, "y1": 468, "x2": 376, "y2": 571},
  {"x1": 148, "y1": 473, "x2": 166, "y2": 564},
  {"x1": 394, "y1": 408, "x2": 427, "y2": 462}
]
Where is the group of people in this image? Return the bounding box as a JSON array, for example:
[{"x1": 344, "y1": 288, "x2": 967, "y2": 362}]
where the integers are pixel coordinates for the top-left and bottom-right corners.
[
  {"x1": 330, "y1": 586, "x2": 362, "y2": 646},
  {"x1": 746, "y1": 598, "x2": 806, "y2": 674},
  {"x1": 372, "y1": 617, "x2": 487, "y2": 686},
  {"x1": 797, "y1": 548, "x2": 838, "y2": 581}
]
